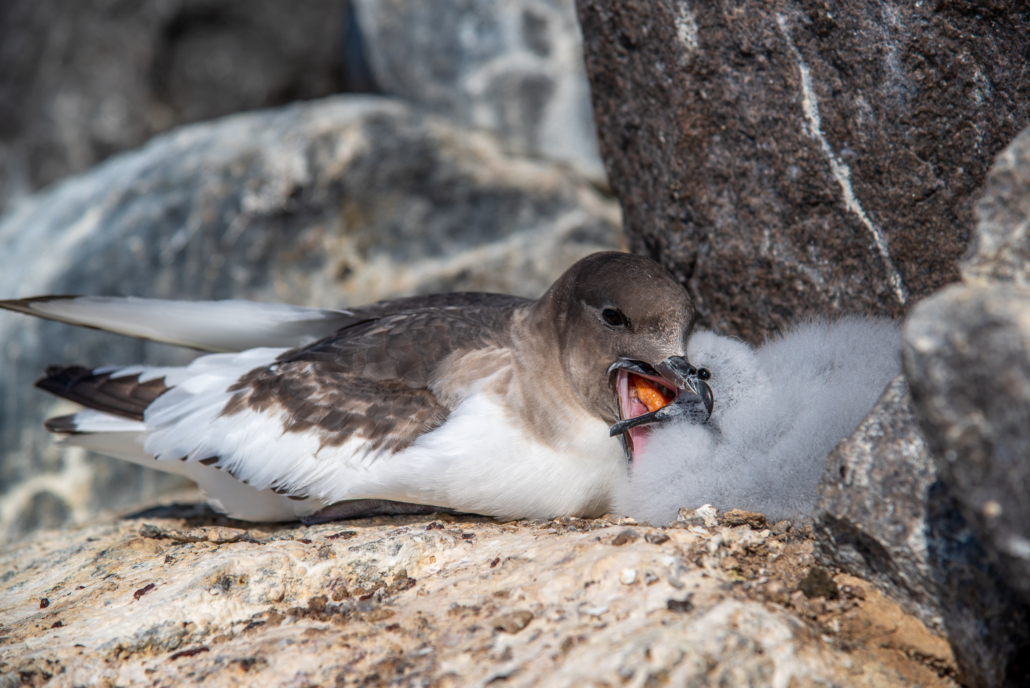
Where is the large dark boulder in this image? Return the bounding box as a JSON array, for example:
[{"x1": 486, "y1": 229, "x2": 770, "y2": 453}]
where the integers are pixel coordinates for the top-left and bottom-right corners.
[
  {"x1": 576, "y1": 0, "x2": 1030, "y2": 342},
  {"x1": 0, "y1": 96, "x2": 621, "y2": 542}
]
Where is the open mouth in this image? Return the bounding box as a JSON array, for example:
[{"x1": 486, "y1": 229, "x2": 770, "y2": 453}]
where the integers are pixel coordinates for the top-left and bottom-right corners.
[
  {"x1": 608, "y1": 356, "x2": 714, "y2": 461},
  {"x1": 614, "y1": 369, "x2": 678, "y2": 458}
]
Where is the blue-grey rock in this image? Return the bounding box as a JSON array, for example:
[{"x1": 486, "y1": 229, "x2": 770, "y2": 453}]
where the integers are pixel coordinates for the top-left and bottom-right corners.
[
  {"x1": 0, "y1": 0, "x2": 359, "y2": 218},
  {"x1": 904, "y1": 285, "x2": 1030, "y2": 605},
  {"x1": 353, "y1": 0, "x2": 606, "y2": 183}
]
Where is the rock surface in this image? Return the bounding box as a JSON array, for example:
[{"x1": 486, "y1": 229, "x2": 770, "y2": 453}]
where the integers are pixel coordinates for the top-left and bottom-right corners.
[
  {"x1": 0, "y1": 95, "x2": 621, "y2": 542},
  {"x1": 0, "y1": 505, "x2": 957, "y2": 687},
  {"x1": 0, "y1": 0, "x2": 368, "y2": 218},
  {"x1": 814, "y1": 377, "x2": 1030, "y2": 688},
  {"x1": 354, "y1": 0, "x2": 605, "y2": 183},
  {"x1": 577, "y1": 0, "x2": 1030, "y2": 342},
  {"x1": 963, "y1": 126, "x2": 1030, "y2": 287},
  {"x1": 903, "y1": 285, "x2": 1030, "y2": 606}
]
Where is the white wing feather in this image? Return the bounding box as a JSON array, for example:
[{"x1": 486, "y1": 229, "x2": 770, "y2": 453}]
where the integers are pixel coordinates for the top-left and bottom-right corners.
[{"x1": 0, "y1": 296, "x2": 357, "y2": 352}]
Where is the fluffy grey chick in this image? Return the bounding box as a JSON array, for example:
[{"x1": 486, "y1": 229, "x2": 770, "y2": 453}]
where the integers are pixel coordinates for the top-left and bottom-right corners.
[{"x1": 613, "y1": 317, "x2": 901, "y2": 525}]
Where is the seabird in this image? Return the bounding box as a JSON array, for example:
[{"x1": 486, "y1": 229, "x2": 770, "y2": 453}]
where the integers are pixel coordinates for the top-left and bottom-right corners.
[
  {"x1": 1, "y1": 252, "x2": 710, "y2": 522},
  {"x1": 612, "y1": 318, "x2": 901, "y2": 524}
]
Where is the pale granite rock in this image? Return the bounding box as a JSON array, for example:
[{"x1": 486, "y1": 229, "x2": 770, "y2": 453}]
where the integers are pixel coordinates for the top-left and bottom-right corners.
[{"x1": 0, "y1": 508, "x2": 957, "y2": 687}]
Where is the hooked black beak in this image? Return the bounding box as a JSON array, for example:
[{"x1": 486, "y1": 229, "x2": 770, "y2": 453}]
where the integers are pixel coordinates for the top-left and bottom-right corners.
[
  {"x1": 608, "y1": 355, "x2": 714, "y2": 438},
  {"x1": 656, "y1": 356, "x2": 701, "y2": 396}
]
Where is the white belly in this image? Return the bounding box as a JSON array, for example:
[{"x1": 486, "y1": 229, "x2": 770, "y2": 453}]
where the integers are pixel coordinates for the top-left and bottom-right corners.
[{"x1": 334, "y1": 391, "x2": 629, "y2": 521}]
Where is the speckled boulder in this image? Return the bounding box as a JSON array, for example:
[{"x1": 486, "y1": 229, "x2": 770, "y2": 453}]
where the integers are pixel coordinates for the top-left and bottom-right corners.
[
  {"x1": 963, "y1": 126, "x2": 1030, "y2": 287},
  {"x1": 576, "y1": 0, "x2": 1030, "y2": 342},
  {"x1": 904, "y1": 286, "x2": 1030, "y2": 606}
]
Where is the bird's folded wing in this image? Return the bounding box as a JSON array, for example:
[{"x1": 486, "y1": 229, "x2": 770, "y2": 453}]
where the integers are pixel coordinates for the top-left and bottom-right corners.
[
  {"x1": 42, "y1": 298, "x2": 523, "y2": 506},
  {"x1": 0, "y1": 292, "x2": 531, "y2": 353},
  {"x1": 0, "y1": 295, "x2": 361, "y2": 352}
]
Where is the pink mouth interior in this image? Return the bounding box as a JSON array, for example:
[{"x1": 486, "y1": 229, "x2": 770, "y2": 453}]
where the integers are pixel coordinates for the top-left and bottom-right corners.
[{"x1": 616, "y1": 369, "x2": 677, "y2": 459}]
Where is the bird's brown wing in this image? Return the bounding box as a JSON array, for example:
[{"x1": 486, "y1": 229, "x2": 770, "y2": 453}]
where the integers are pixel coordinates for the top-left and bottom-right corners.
[{"x1": 221, "y1": 294, "x2": 528, "y2": 453}]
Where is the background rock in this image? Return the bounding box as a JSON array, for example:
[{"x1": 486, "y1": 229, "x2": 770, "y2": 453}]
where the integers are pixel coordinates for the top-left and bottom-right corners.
[
  {"x1": 903, "y1": 285, "x2": 1030, "y2": 606},
  {"x1": 576, "y1": 0, "x2": 1030, "y2": 342},
  {"x1": 354, "y1": 0, "x2": 606, "y2": 183},
  {"x1": 0, "y1": 0, "x2": 371, "y2": 218},
  {"x1": 0, "y1": 509, "x2": 958, "y2": 687},
  {"x1": 0, "y1": 96, "x2": 621, "y2": 542},
  {"x1": 814, "y1": 377, "x2": 1030, "y2": 688}
]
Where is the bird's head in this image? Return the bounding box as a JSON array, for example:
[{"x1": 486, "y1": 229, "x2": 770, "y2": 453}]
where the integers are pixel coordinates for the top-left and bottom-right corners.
[
  {"x1": 610, "y1": 329, "x2": 762, "y2": 461},
  {"x1": 683, "y1": 330, "x2": 762, "y2": 428},
  {"x1": 532, "y1": 252, "x2": 712, "y2": 459}
]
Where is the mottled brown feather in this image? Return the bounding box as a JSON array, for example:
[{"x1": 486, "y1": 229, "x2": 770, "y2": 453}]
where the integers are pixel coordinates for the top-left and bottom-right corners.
[{"x1": 221, "y1": 293, "x2": 530, "y2": 454}]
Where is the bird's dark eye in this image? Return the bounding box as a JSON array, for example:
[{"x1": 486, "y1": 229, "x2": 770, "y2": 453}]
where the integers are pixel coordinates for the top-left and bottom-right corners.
[
  {"x1": 697, "y1": 368, "x2": 711, "y2": 380},
  {"x1": 602, "y1": 308, "x2": 628, "y2": 327}
]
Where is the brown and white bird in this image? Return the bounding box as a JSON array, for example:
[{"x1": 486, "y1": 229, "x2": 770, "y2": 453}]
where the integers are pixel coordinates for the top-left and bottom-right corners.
[{"x1": 0, "y1": 252, "x2": 711, "y2": 522}]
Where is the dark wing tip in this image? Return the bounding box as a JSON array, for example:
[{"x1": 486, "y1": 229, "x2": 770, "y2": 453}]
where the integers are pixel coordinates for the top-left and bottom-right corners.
[
  {"x1": 35, "y1": 365, "x2": 168, "y2": 421},
  {"x1": 44, "y1": 414, "x2": 81, "y2": 434},
  {"x1": 36, "y1": 365, "x2": 95, "y2": 393},
  {"x1": 0, "y1": 295, "x2": 83, "y2": 315}
]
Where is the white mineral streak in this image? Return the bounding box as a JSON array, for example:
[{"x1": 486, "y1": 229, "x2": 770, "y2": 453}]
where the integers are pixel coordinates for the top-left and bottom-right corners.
[
  {"x1": 675, "y1": 2, "x2": 699, "y2": 55},
  {"x1": 776, "y1": 14, "x2": 908, "y2": 305},
  {"x1": 0, "y1": 513, "x2": 955, "y2": 687}
]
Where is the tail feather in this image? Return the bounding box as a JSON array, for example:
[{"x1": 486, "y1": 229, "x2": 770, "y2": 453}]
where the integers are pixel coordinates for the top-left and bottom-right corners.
[
  {"x1": 36, "y1": 366, "x2": 169, "y2": 421},
  {"x1": 56, "y1": 424, "x2": 307, "y2": 521}
]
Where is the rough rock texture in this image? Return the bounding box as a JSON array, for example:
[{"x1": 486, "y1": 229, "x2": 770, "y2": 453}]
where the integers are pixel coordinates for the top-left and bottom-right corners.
[
  {"x1": 813, "y1": 125, "x2": 1030, "y2": 688},
  {"x1": 577, "y1": 0, "x2": 1030, "y2": 342},
  {"x1": 963, "y1": 126, "x2": 1030, "y2": 287},
  {"x1": 0, "y1": 506, "x2": 958, "y2": 687},
  {"x1": 903, "y1": 285, "x2": 1030, "y2": 605},
  {"x1": 0, "y1": 0, "x2": 371, "y2": 218},
  {"x1": 354, "y1": 0, "x2": 605, "y2": 183},
  {"x1": 0, "y1": 95, "x2": 621, "y2": 542},
  {"x1": 814, "y1": 377, "x2": 1030, "y2": 688}
]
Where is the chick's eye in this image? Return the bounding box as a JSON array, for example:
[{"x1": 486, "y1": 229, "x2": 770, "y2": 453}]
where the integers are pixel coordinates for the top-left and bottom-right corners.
[
  {"x1": 697, "y1": 368, "x2": 711, "y2": 380},
  {"x1": 602, "y1": 308, "x2": 628, "y2": 327}
]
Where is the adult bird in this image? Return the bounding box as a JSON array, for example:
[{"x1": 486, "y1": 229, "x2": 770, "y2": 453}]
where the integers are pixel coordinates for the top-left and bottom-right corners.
[
  {"x1": 612, "y1": 318, "x2": 901, "y2": 525},
  {"x1": 0, "y1": 252, "x2": 711, "y2": 523}
]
